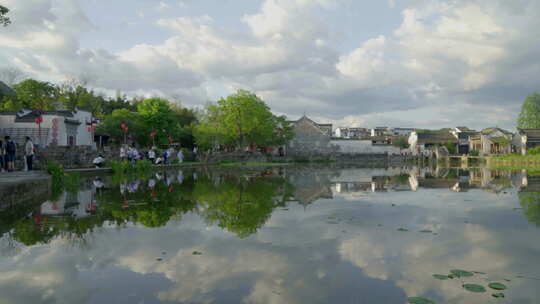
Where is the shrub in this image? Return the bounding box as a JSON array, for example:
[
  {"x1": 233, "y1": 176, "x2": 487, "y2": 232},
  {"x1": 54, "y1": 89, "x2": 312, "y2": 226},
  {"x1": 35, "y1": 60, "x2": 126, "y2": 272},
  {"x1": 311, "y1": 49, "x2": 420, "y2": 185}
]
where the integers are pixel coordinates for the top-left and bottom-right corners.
[
  {"x1": 528, "y1": 147, "x2": 540, "y2": 155},
  {"x1": 469, "y1": 150, "x2": 480, "y2": 156}
]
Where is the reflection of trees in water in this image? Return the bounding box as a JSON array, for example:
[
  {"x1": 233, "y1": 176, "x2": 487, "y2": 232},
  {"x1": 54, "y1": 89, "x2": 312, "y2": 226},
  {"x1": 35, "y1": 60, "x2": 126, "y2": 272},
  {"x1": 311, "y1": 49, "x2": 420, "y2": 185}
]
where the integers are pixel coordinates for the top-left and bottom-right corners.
[
  {"x1": 195, "y1": 174, "x2": 295, "y2": 238},
  {"x1": 518, "y1": 192, "x2": 540, "y2": 227},
  {"x1": 2, "y1": 169, "x2": 295, "y2": 246}
]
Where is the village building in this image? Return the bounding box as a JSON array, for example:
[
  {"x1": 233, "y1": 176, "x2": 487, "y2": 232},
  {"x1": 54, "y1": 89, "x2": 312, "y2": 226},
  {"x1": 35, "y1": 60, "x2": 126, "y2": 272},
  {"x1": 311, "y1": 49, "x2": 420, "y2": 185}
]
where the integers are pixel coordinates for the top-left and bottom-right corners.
[
  {"x1": 287, "y1": 115, "x2": 335, "y2": 156},
  {"x1": 408, "y1": 130, "x2": 458, "y2": 155},
  {"x1": 333, "y1": 127, "x2": 371, "y2": 139},
  {"x1": 392, "y1": 128, "x2": 415, "y2": 137},
  {"x1": 0, "y1": 109, "x2": 96, "y2": 147},
  {"x1": 450, "y1": 127, "x2": 479, "y2": 155},
  {"x1": 469, "y1": 127, "x2": 513, "y2": 156},
  {"x1": 371, "y1": 127, "x2": 392, "y2": 137},
  {"x1": 514, "y1": 129, "x2": 540, "y2": 155}
]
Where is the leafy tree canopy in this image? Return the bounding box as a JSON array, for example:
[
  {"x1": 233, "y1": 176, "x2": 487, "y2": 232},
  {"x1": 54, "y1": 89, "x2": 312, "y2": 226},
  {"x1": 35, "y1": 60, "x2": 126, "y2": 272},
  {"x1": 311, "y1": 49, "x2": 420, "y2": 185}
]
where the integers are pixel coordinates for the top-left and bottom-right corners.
[
  {"x1": 194, "y1": 90, "x2": 293, "y2": 150},
  {"x1": 0, "y1": 5, "x2": 10, "y2": 27},
  {"x1": 517, "y1": 93, "x2": 540, "y2": 129},
  {"x1": 13, "y1": 79, "x2": 57, "y2": 110}
]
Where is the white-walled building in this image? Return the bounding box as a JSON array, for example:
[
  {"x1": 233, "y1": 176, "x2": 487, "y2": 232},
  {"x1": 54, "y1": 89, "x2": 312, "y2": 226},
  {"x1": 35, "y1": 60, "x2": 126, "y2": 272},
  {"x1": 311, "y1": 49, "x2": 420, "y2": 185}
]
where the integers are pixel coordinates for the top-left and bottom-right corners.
[{"x1": 0, "y1": 109, "x2": 96, "y2": 147}]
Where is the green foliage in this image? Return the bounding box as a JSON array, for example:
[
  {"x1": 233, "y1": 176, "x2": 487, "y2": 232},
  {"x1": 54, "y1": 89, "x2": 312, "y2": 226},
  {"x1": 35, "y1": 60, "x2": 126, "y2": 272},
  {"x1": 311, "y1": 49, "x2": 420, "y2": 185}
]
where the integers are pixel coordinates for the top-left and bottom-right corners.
[
  {"x1": 462, "y1": 284, "x2": 486, "y2": 293},
  {"x1": 46, "y1": 160, "x2": 65, "y2": 181},
  {"x1": 195, "y1": 174, "x2": 294, "y2": 238},
  {"x1": 469, "y1": 150, "x2": 480, "y2": 156},
  {"x1": 96, "y1": 109, "x2": 143, "y2": 144},
  {"x1": 46, "y1": 161, "x2": 80, "y2": 200},
  {"x1": 55, "y1": 80, "x2": 105, "y2": 114},
  {"x1": 407, "y1": 297, "x2": 435, "y2": 304},
  {"x1": 194, "y1": 90, "x2": 293, "y2": 150},
  {"x1": 392, "y1": 136, "x2": 410, "y2": 149},
  {"x1": 518, "y1": 192, "x2": 540, "y2": 226},
  {"x1": 13, "y1": 79, "x2": 57, "y2": 110},
  {"x1": 518, "y1": 93, "x2": 540, "y2": 129},
  {"x1": 443, "y1": 143, "x2": 457, "y2": 155},
  {"x1": 0, "y1": 5, "x2": 10, "y2": 27},
  {"x1": 110, "y1": 160, "x2": 152, "y2": 174},
  {"x1": 528, "y1": 147, "x2": 540, "y2": 155}
]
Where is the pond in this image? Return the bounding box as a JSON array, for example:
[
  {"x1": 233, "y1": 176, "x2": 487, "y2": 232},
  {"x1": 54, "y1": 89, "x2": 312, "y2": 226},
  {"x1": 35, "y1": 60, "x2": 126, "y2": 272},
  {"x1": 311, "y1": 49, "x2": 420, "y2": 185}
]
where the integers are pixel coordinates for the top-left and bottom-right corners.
[{"x1": 0, "y1": 165, "x2": 539, "y2": 303}]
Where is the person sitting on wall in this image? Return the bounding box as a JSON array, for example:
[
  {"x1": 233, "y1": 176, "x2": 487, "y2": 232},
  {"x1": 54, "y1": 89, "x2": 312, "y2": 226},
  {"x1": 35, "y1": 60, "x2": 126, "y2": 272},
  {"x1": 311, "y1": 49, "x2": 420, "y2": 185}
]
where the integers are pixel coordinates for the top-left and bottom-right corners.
[{"x1": 93, "y1": 154, "x2": 106, "y2": 168}]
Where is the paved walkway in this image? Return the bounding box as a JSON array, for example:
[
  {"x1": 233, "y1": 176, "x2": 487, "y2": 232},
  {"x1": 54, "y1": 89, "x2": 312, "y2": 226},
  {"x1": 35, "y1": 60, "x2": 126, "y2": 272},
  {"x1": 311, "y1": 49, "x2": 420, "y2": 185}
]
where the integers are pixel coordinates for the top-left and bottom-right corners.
[{"x1": 0, "y1": 170, "x2": 51, "y2": 186}]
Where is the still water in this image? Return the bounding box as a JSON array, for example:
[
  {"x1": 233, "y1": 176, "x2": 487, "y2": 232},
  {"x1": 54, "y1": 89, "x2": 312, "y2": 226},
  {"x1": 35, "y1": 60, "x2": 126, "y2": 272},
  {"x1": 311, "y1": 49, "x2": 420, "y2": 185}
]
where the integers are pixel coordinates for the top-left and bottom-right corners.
[{"x1": 0, "y1": 166, "x2": 539, "y2": 304}]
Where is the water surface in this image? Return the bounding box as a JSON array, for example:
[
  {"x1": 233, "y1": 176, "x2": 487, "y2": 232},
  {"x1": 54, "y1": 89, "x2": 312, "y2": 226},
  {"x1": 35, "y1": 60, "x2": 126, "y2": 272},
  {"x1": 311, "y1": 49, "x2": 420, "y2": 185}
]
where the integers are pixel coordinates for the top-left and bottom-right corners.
[{"x1": 0, "y1": 166, "x2": 539, "y2": 303}]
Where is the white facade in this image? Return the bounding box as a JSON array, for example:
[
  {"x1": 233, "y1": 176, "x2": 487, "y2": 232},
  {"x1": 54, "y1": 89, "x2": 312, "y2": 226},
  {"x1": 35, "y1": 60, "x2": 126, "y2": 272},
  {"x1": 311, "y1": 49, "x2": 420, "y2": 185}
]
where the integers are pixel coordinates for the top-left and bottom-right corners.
[{"x1": 0, "y1": 109, "x2": 95, "y2": 147}]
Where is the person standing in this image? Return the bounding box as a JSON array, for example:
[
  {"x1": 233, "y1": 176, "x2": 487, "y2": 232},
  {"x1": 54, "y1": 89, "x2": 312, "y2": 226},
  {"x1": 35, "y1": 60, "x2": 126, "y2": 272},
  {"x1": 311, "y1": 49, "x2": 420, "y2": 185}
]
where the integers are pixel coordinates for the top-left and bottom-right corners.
[
  {"x1": 120, "y1": 145, "x2": 127, "y2": 161},
  {"x1": 148, "y1": 148, "x2": 156, "y2": 164},
  {"x1": 177, "y1": 149, "x2": 184, "y2": 163},
  {"x1": 25, "y1": 137, "x2": 34, "y2": 171},
  {"x1": 4, "y1": 136, "x2": 16, "y2": 172}
]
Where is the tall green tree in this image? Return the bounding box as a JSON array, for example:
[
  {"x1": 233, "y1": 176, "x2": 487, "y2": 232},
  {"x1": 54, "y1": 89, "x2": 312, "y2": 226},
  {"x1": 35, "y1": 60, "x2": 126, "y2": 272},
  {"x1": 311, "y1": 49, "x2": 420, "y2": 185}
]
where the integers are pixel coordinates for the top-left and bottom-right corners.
[
  {"x1": 137, "y1": 98, "x2": 176, "y2": 146},
  {"x1": 96, "y1": 108, "x2": 143, "y2": 144},
  {"x1": 194, "y1": 90, "x2": 293, "y2": 150},
  {"x1": 0, "y1": 5, "x2": 10, "y2": 27},
  {"x1": 518, "y1": 192, "x2": 540, "y2": 227},
  {"x1": 13, "y1": 79, "x2": 57, "y2": 110},
  {"x1": 517, "y1": 93, "x2": 540, "y2": 129}
]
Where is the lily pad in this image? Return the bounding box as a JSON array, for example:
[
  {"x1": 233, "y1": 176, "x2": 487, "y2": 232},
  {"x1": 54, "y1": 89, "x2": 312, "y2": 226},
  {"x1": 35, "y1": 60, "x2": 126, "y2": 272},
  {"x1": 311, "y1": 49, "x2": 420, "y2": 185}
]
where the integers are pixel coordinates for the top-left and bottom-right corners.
[
  {"x1": 472, "y1": 271, "x2": 486, "y2": 275},
  {"x1": 192, "y1": 251, "x2": 202, "y2": 255},
  {"x1": 433, "y1": 274, "x2": 449, "y2": 280},
  {"x1": 488, "y1": 283, "x2": 507, "y2": 290},
  {"x1": 463, "y1": 284, "x2": 486, "y2": 293},
  {"x1": 451, "y1": 269, "x2": 474, "y2": 278},
  {"x1": 420, "y1": 230, "x2": 433, "y2": 233},
  {"x1": 398, "y1": 228, "x2": 409, "y2": 232},
  {"x1": 407, "y1": 297, "x2": 436, "y2": 304},
  {"x1": 492, "y1": 293, "x2": 505, "y2": 298}
]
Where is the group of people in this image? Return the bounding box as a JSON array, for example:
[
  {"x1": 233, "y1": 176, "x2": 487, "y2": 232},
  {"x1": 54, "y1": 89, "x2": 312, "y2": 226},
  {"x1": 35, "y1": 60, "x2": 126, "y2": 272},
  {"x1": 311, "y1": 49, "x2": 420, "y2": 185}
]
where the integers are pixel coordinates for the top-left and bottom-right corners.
[
  {"x1": 120, "y1": 144, "x2": 192, "y2": 165},
  {"x1": 0, "y1": 136, "x2": 35, "y2": 172}
]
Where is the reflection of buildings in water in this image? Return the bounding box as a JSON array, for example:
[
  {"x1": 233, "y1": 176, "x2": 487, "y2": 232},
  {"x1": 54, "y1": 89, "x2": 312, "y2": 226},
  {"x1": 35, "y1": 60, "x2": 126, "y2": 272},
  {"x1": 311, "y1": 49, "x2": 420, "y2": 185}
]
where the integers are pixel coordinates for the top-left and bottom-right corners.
[
  {"x1": 333, "y1": 182, "x2": 372, "y2": 194},
  {"x1": 411, "y1": 167, "x2": 527, "y2": 193},
  {"x1": 40, "y1": 189, "x2": 95, "y2": 219},
  {"x1": 286, "y1": 169, "x2": 336, "y2": 207},
  {"x1": 519, "y1": 175, "x2": 540, "y2": 193}
]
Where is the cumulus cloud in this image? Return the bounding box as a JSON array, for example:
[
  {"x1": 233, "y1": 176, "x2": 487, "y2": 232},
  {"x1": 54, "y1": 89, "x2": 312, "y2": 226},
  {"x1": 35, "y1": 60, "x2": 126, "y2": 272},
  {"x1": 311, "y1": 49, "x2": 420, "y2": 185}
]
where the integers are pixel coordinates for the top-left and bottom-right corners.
[{"x1": 1, "y1": 0, "x2": 539, "y2": 128}]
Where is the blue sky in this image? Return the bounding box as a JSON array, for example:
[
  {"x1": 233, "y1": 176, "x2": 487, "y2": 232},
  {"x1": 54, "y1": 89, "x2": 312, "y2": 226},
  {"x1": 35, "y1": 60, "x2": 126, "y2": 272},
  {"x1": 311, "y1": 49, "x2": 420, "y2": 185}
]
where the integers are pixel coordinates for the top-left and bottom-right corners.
[{"x1": 1, "y1": 0, "x2": 539, "y2": 130}]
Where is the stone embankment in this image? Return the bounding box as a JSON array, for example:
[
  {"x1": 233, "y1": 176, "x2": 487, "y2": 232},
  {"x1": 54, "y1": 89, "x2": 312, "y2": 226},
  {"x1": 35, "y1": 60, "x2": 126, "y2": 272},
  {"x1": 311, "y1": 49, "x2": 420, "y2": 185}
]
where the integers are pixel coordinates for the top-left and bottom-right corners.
[{"x1": 0, "y1": 171, "x2": 51, "y2": 209}]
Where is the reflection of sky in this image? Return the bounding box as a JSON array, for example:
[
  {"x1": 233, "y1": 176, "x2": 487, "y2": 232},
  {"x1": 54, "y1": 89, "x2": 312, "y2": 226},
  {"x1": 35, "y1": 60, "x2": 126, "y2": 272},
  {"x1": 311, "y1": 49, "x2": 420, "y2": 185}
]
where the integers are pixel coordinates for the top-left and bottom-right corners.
[{"x1": 1, "y1": 168, "x2": 539, "y2": 303}]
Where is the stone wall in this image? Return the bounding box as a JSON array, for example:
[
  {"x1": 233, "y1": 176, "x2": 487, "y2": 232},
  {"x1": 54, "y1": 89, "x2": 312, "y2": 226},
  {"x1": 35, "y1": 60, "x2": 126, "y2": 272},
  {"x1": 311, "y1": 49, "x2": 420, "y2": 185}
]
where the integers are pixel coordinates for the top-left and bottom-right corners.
[
  {"x1": 8, "y1": 145, "x2": 116, "y2": 170},
  {"x1": 0, "y1": 174, "x2": 51, "y2": 210}
]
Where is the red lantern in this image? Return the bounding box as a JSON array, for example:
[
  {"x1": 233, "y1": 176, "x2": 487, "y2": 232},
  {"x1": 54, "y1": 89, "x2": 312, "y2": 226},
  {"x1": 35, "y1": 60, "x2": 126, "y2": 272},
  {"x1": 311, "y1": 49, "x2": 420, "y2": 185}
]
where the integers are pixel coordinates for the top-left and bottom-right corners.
[
  {"x1": 34, "y1": 115, "x2": 43, "y2": 124},
  {"x1": 121, "y1": 123, "x2": 129, "y2": 132},
  {"x1": 150, "y1": 130, "x2": 156, "y2": 137}
]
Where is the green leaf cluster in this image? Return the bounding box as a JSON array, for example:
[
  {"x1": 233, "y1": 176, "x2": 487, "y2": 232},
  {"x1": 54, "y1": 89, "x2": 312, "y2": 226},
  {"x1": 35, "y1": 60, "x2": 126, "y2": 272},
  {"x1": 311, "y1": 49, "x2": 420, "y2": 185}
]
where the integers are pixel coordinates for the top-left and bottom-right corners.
[
  {"x1": 518, "y1": 93, "x2": 540, "y2": 129},
  {"x1": 194, "y1": 90, "x2": 293, "y2": 150}
]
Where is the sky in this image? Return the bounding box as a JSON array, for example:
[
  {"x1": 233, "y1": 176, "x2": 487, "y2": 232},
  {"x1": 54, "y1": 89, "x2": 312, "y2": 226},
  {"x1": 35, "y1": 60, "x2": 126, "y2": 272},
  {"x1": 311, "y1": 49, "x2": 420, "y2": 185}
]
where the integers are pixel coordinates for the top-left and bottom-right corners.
[{"x1": 0, "y1": 0, "x2": 539, "y2": 130}]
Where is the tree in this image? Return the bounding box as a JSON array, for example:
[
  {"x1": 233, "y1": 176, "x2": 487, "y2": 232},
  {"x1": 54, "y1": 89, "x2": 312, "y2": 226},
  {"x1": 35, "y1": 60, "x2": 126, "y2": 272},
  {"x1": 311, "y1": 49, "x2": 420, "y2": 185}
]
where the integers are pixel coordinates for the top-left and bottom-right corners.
[
  {"x1": 0, "y1": 5, "x2": 11, "y2": 27},
  {"x1": 518, "y1": 192, "x2": 540, "y2": 227},
  {"x1": 392, "y1": 136, "x2": 410, "y2": 149},
  {"x1": 194, "y1": 90, "x2": 293, "y2": 149},
  {"x1": 13, "y1": 79, "x2": 57, "y2": 110},
  {"x1": 137, "y1": 98, "x2": 176, "y2": 146},
  {"x1": 517, "y1": 93, "x2": 540, "y2": 129},
  {"x1": 96, "y1": 108, "x2": 143, "y2": 144},
  {"x1": 55, "y1": 79, "x2": 104, "y2": 115}
]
